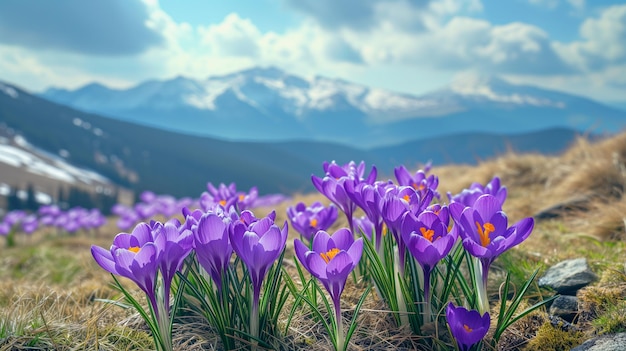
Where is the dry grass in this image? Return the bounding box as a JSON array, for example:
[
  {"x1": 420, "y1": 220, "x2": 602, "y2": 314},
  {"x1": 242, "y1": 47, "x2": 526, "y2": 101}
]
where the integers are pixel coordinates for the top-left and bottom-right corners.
[{"x1": 2, "y1": 131, "x2": 626, "y2": 350}]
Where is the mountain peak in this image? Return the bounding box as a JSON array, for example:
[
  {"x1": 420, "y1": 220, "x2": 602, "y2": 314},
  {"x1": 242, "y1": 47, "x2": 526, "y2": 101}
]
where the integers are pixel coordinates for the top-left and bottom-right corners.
[
  {"x1": 229, "y1": 66, "x2": 286, "y2": 80},
  {"x1": 449, "y1": 72, "x2": 511, "y2": 95}
]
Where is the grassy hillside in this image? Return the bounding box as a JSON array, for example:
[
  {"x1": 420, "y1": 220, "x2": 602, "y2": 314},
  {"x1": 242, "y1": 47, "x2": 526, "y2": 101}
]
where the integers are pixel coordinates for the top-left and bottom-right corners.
[{"x1": 1, "y1": 130, "x2": 626, "y2": 350}]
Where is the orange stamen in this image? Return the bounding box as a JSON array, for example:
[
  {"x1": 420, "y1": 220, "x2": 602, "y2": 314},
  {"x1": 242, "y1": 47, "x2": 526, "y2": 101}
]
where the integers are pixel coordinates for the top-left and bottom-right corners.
[
  {"x1": 420, "y1": 227, "x2": 435, "y2": 242},
  {"x1": 128, "y1": 246, "x2": 140, "y2": 253},
  {"x1": 310, "y1": 218, "x2": 318, "y2": 228},
  {"x1": 219, "y1": 199, "x2": 227, "y2": 206},
  {"x1": 463, "y1": 324, "x2": 473, "y2": 333},
  {"x1": 238, "y1": 194, "x2": 245, "y2": 201},
  {"x1": 403, "y1": 194, "x2": 410, "y2": 202},
  {"x1": 476, "y1": 221, "x2": 495, "y2": 247},
  {"x1": 412, "y1": 183, "x2": 425, "y2": 191},
  {"x1": 320, "y1": 248, "x2": 340, "y2": 263}
]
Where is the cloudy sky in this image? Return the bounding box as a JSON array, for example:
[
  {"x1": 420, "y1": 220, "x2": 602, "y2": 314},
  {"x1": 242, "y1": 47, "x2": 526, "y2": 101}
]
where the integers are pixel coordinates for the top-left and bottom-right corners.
[{"x1": 0, "y1": 0, "x2": 625, "y2": 104}]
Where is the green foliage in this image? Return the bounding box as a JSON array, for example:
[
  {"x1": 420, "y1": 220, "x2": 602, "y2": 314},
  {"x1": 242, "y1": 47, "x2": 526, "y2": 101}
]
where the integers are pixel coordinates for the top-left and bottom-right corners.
[
  {"x1": 524, "y1": 322, "x2": 585, "y2": 351},
  {"x1": 178, "y1": 252, "x2": 290, "y2": 350},
  {"x1": 591, "y1": 300, "x2": 626, "y2": 335},
  {"x1": 284, "y1": 258, "x2": 371, "y2": 351}
]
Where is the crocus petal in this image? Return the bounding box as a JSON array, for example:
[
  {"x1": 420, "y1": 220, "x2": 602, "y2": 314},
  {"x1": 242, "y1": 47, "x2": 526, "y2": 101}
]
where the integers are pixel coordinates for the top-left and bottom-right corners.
[
  {"x1": 306, "y1": 252, "x2": 329, "y2": 280},
  {"x1": 473, "y1": 195, "x2": 503, "y2": 222},
  {"x1": 91, "y1": 245, "x2": 118, "y2": 275},
  {"x1": 312, "y1": 230, "x2": 332, "y2": 253},
  {"x1": 294, "y1": 239, "x2": 311, "y2": 271},
  {"x1": 329, "y1": 228, "x2": 353, "y2": 251}
]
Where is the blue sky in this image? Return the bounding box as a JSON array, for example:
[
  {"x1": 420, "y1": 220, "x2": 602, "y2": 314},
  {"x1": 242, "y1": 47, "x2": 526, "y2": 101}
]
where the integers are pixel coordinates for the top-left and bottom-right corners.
[{"x1": 0, "y1": 0, "x2": 625, "y2": 104}]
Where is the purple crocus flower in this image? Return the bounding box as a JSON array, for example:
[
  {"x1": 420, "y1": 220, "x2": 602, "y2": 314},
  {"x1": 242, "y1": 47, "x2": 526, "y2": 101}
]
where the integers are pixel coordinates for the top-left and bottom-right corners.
[
  {"x1": 150, "y1": 221, "x2": 194, "y2": 315},
  {"x1": 91, "y1": 222, "x2": 161, "y2": 312},
  {"x1": 200, "y1": 182, "x2": 239, "y2": 211},
  {"x1": 450, "y1": 194, "x2": 534, "y2": 271},
  {"x1": 401, "y1": 210, "x2": 457, "y2": 321},
  {"x1": 230, "y1": 212, "x2": 288, "y2": 339},
  {"x1": 446, "y1": 303, "x2": 490, "y2": 351},
  {"x1": 381, "y1": 186, "x2": 434, "y2": 273},
  {"x1": 394, "y1": 165, "x2": 440, "y2": 199},
  {"x1": 312, "y1": 161, "x2": 377, "y2": 234},
  {"x1": 21, "y1": 214, "x2": 39, "y2": 234},
  {"x1": 294, "y1": 228, "x2": 363, "y2": 351},
  {"x1": 287, "y1": 201, "x2": 338, "y2": 241},
  {"x1": 353, "y1": 215, "x2": 374, "y2": 240},
  {"x1": 231, "y1": 214, "x2": 287, "y2": 296},
  {"x1": 448, "y1": 176, "x2": 507, "y2": 208},
  {"x1": 294, "y1": 228, "x2": 363, "y2": 307},
  {"x1": 450, "y1": 194, "x2": 534, "y2": 313},
  {"x1": 193, "y1": 212, "x2": 233, "y2": 291},
  {"x1": 346, "y1": 180, "x2": 391, "y2": 252}
]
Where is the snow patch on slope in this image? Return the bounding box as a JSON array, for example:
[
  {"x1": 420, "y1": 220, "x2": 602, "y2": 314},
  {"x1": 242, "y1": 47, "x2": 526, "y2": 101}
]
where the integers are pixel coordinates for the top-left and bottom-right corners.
[{"x1": 0, "y1": 136, "x2": 110, "y2": 185}]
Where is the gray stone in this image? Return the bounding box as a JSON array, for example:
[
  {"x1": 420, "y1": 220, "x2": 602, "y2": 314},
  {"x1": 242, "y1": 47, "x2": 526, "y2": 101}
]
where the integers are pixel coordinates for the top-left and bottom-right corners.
[
  {"x1": 549, "y1": 295, "x2": 579, "y2": 320},
  {"x1": 571, "y1": 332, "x2": 626, "y2": 351},
  {"x1": 538, "y1": 258, "x2": 597, "y2": 295},
  {"x1": 534, "y1": 195, "x2": 589, "y2": 221}
]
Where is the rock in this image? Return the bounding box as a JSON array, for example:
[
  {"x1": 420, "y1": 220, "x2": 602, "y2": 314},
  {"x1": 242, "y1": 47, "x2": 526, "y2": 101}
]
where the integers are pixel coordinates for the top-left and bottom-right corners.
[
  {"x1": 538, "y1": 258, "x2": 597, "y2": 295},
  {"x1": 571, "y1": 332, "x2": 626, "y2": 351},
  {"x1": 534, "y1": 195, "x2": 589, "y2": 221},
  {"x1": 549, "y1": 295, "x2": 579, "y2": 321}
]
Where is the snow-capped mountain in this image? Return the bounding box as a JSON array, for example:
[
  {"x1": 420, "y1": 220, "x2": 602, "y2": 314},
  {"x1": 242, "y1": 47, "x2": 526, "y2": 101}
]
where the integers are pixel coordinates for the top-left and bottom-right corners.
[
  {"x1": 40, "y1": 67, "x2": 626, "y2": 148},
  {"x1": 0, "y1": 79, "x2": 594, "y2": 198}
]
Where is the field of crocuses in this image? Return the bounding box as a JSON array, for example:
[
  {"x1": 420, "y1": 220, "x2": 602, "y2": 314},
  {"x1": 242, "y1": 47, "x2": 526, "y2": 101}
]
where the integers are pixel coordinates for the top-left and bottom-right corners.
[
  {"x1": 91, "y1": 161, "x2": 545, "y2": 351},
  {"x1": 2, "y1": 132, "x2": 626, "y2": 350}
]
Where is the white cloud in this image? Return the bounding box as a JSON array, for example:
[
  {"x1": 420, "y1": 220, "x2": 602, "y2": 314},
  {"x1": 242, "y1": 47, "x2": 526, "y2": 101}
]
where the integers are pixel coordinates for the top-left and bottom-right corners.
[
  {"x1": 198, "y1": 13, "x2": 261, "y2": 57},
  {"x1": 555, "y1": 4, "x2": 626, "y2": 70}
]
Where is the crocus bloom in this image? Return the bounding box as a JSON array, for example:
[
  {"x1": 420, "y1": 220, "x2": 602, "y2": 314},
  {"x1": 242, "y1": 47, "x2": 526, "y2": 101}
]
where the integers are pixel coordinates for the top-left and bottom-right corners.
[
  {"x1": 450, "y1": 194, "x2": 534, "y2": 313},
  {"x1": 193, "y1": 212, "x2": 233, "y2": 291},
  {"x1": 381, "y1": 186, "x2": 434, "y2": 274},
  {"x1": 287, "y1": 201, "x2": 338, "y2": 241},
  {"x1": 21, "y1": 214, "x2": 39, "y2": 234},
  {"x1": 294, "y1": 228, "x2": 363, "y2": 351},
  {"x1": 150, "y1": 221, "x2": 194, "y2": 315},
  {"x1": 230, "y1": 212, "x2": 288, "y2": 340},
  {"x1": 448, "y1": 176, "x2": 507, "y2": 208},
  {"x1": 312, "y1": 161, "x2": 377, "y2": 234},
  {"x1": 353, "y1": 215, "x2": 373, "y2": 240},
  {"x1": 401, "y1": 211, "x2": 457, "y2": 321},
  {"x1": 394, "y1": 165, "x2": 440, "y2": 199},
  {"x1": 446, "y1": 303, "x2": 490, "y2": 351},
  {"x1": 200, "y1": 182, "x2": 239, "y2": 211},
  {"x1": 91, "y1": 222, "x2": 161, "y2": 311},
  {"x1": 450, "y1": 194, "x2": 534, "y2": 271},
  {"x1": 346, "y1": 180, "x2": 391, "y2": 252}
]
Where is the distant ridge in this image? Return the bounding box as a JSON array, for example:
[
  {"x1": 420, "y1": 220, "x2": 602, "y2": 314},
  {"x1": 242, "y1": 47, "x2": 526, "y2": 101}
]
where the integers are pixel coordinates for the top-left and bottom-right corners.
[
  {"x1": 0, "y1": 80, "x2": 602, "y2": 198},
  {"x1": 39, "y1": 67, "x2": 626, "y2": 148}
]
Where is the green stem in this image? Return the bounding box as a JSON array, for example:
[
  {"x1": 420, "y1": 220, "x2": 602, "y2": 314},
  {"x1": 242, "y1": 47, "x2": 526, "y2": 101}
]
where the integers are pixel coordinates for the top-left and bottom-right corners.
[
  {"x1": 423, "y1": 269, "x2": 431, "y2": 323},
  {"x1": 250, "y1": 286, "x2": 260, "y2": 350},
  {"x1": 473, "y1": 257, "x2": 490, "y2": 315},
  {"x1": 394, "y1": 251, "x2": 409, "y2": 327},
  {"x1": 157, "y1": 285, "x2": 173, "y2": 351},
  {"x1": 334, "y1": 298, "x2": 344, "y2": 351}
]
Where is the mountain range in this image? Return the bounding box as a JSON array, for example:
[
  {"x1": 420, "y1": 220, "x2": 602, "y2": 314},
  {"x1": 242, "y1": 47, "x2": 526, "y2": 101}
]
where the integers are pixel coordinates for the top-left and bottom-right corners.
[
  {"x1": 40, "y1": 67, "x2": 626, "y2": 148},
  {"x1": 0, "y1": 78, "x2": 592, "y2": 201}
]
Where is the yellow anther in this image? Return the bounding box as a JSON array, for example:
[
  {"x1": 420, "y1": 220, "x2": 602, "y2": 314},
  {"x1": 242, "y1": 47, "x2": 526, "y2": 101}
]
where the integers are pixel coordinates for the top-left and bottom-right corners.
[
  {"x1": 412, "y1": 183, "x2": 425, "y2": 191},
  {"x1": 320, "y1": 248, "x2": 340, "y2": 263},
  {"x1": 128, "y1": 246, "x2": 140, "y2": 253},
  {"x1": 463, "y1": 324, "x2": 473, "y2": 333},
  {"x1": 310, "y1": 218, "x2": 318, "y2": 228},
  {"x1": 476, "y1": 221, "x2": 495, "y2": 247},
  {"x1": 420, "y1": 227, "x2": 435, "y2": 242},
  {"x1": 219, "y1": 199, "x2": 227, "y2": 206}
]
